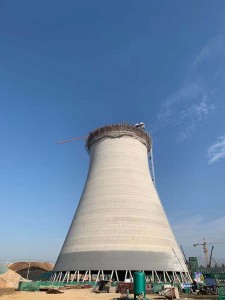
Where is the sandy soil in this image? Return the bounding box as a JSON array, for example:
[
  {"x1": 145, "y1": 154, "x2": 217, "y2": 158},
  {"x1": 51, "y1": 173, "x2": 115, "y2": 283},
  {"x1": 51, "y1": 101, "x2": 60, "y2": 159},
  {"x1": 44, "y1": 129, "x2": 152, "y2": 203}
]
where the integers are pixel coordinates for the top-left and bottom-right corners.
[
  {"x1": 0, "y1": 289, "x2": 218, "y2": 300},
  {"x1": 0, "y1": 270, "x2": 23, "y2": 289},
  {"x1": 0, "y1": 288, "x2": 119, "y2": 300}
]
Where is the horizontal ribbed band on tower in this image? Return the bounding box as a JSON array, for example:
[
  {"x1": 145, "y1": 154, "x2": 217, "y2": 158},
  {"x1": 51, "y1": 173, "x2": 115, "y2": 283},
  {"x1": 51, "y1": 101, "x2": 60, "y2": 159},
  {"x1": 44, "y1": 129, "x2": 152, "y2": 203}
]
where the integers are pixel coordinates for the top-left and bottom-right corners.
[{"x1": 54, "y1": 251, "x2": 185, "y2": 272}]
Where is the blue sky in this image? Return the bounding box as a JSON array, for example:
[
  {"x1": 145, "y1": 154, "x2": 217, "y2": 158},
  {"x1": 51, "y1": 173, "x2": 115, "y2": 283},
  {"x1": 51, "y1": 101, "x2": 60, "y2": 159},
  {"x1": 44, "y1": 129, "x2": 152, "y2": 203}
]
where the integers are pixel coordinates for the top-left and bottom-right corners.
[{"x1": 1, "y1": 0, "x2": 225, "y2": 264}]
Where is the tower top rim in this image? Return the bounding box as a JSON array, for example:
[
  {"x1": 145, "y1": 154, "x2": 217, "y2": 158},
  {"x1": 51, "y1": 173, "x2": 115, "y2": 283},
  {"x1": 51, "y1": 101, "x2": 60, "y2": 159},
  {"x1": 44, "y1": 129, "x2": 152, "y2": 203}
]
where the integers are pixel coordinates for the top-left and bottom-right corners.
[{"x1": 86, "y1": 123, "x2": 151, "y2": 152}]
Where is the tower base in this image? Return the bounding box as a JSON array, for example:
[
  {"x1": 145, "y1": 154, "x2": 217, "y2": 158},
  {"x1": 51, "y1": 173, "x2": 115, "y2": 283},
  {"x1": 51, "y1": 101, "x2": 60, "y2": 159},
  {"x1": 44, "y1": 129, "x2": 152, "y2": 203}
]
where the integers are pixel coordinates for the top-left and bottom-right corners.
[{"x1": 51, "y1": 270, "x2": 192, "y2": 284}]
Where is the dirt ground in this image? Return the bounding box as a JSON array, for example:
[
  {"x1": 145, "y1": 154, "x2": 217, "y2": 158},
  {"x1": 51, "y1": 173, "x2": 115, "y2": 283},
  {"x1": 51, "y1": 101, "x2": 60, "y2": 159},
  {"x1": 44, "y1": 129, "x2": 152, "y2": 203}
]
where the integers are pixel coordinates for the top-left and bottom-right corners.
[
  {"x1": 0, "y1": 288, "x2": 119, "y2": 300},
  {"x1": 0, "y1": 288, "x2": 219, "y2": 300}
]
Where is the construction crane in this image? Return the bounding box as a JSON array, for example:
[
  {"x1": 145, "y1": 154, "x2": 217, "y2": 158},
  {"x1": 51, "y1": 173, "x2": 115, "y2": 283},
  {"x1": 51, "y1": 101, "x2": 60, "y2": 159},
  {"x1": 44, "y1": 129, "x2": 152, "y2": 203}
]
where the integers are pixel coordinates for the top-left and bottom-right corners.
[
  {"x1": 209, "y1": 245, "x2": 214, "y2": 268},
  {"x1": 56, "y1": 123, "x2": 157, "y2": 185},
  {"x1": 180, "y1": 245, "x2": 189, "y2": 266},
  {"x1": 56, "y1": 136, "x2": 87, "y2": 144},
  {"x1": 193, "y1": 238, "x2": 225, "y2": 267},
  {"x1": 194, "y1": 237, "x2": 209, "y2": 267}
]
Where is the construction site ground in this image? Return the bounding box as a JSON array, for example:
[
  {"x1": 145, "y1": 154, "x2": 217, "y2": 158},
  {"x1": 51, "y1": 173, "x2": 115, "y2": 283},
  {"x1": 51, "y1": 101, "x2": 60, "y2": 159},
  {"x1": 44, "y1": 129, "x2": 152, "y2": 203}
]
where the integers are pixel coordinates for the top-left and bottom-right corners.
[{"x1": 0, "y1": 288, "x2": 219, "y2": 300}]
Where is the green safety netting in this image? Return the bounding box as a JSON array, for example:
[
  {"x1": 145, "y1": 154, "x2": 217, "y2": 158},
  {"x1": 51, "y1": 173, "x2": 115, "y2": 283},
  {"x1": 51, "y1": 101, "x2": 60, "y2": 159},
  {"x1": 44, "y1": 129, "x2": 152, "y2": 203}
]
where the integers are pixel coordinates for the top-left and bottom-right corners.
[{"x1": 18, "y1": 280, "x2": 95, "y2": 291}]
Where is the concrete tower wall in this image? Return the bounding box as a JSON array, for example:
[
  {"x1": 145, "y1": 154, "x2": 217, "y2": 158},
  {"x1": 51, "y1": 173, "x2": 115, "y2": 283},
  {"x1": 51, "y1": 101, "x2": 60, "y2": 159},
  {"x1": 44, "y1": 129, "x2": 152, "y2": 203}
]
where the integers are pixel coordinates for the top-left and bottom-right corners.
[{"x1": 54, "y1": 124, "x2": 187, "y2": 273}]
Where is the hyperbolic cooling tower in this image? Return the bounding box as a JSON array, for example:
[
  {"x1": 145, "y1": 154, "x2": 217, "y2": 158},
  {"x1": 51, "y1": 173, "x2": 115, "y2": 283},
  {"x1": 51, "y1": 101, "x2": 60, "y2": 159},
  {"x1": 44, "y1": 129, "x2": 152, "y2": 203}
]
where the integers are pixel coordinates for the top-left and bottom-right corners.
[{"x1": 53, "y1": 123, "x2": 190, "y2": 283}]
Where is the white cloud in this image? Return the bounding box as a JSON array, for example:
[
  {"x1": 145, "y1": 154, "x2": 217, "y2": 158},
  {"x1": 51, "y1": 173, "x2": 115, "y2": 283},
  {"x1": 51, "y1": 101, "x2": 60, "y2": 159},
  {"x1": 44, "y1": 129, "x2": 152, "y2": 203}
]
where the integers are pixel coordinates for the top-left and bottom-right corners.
[
  {"x1": 192, "y1": 35, "x2": 225, "y2": 68},
  {"x1": 176, "y1": 97, "x2": 214, "y2": 142},
  {"x1": 208, "y1": 135, "x2": 225, "y2": 164},
  {"x1": 153, "y1": 35, "x2": 225, "y2": 141},
  {"x1": 154, "y1": 81, "x2": 214, "y2": 142}
]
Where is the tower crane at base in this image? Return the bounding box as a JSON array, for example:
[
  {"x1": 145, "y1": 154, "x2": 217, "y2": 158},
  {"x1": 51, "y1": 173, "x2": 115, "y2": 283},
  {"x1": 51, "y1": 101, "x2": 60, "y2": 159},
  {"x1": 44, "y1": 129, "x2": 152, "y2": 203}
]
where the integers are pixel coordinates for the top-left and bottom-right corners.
[
  {"x1": 194, "y1": 238, "x2": 209, "y2": 267},
  {"x1": 193, "y1": 238, "x2": 225, "y2": 267}
]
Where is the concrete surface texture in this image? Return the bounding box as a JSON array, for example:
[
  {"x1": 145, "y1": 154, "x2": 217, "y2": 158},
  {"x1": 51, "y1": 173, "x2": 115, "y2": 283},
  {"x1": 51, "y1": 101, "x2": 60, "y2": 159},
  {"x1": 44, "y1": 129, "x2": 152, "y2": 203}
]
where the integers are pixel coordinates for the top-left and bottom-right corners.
[{"x1": 54, "y1": 124, "x2": 187, "y2": 272}]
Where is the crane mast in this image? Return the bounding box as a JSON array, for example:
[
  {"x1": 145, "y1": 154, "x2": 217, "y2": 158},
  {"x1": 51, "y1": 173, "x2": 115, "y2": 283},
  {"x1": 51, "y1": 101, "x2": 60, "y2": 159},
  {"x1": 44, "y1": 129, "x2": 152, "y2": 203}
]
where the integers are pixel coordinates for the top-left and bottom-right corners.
[
  {"x1": 193, "y1": 238, "x2": 209, "y2": 266},
  {"x1": 193, "y1": 238, "x2": 225, "y2": 267}
]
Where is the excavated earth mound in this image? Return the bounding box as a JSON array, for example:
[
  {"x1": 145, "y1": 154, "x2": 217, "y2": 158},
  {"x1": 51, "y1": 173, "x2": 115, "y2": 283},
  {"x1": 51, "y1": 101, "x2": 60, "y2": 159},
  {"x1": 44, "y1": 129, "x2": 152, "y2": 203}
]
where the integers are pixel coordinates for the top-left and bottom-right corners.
[
  {"x1": 0, "y1": 269, "x2": 24, "y2": 288},
  {"x1": 9, "y1": 262, "x2": 53, "y2": 272},
  {"x1": 8, "y1": 262, "x2": 54, "y2": 281}
]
